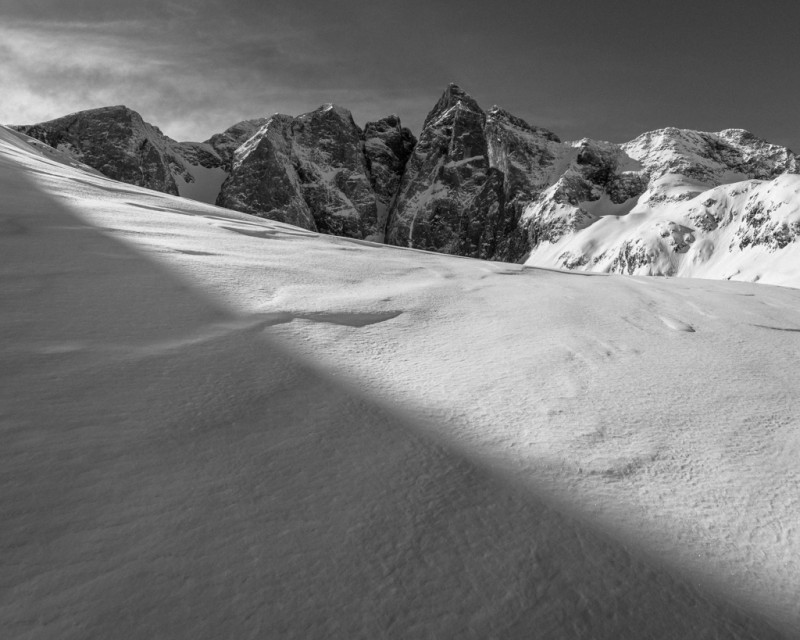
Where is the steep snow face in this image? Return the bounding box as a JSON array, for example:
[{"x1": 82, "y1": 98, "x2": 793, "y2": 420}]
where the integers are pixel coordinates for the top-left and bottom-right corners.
[
  {"x1": 525, "y1": 128, "x2": 800, "y2": 286},
  {"x1": 218, "y1": 106, "x2": 413, "y2": 239}
]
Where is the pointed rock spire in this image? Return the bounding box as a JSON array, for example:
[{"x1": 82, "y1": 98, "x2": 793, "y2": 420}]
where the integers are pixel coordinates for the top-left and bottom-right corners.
[{"x1": 422, "y1": 83, "x2": 484, "y2": 129}]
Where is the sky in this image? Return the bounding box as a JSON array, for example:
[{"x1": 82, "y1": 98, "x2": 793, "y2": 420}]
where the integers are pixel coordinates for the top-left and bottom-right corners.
[{"x1": 1, "y1": 0, "x2": 799, "y2": 150}]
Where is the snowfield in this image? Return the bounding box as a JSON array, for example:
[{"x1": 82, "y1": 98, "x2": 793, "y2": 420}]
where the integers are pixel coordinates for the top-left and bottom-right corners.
[{"x1": 2, "y1": 125, "x2": 799, "y2": 638}]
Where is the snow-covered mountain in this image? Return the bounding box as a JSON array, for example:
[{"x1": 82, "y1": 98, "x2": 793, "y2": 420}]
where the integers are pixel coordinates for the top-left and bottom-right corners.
[
  {"x1": 12, "y1": 86, "x2": 800, "y2": 286},
  {"x1": 523, "y1": 126, "x2": 800, "y2": 283}
]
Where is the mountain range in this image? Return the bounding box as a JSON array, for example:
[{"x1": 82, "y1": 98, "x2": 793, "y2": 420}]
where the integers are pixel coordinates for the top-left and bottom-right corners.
[{"x1": 12, "y1": 84, "x2": 800, "y2": 286}]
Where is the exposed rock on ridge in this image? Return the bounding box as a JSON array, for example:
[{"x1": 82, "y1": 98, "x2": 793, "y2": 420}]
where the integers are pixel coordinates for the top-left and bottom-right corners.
[
  {"x1": 363, "y1": 115, "x2": 416, "y2": 240},
  {"x1": 12, "y1": 108, "x2": 269, "y2": 204},
  {"x1": 386, "y1": 84, "x2": 569, "y2": 261},
  {"x1": 216, "y1": 105, "x2": 416, "y2": 238},
  {"x1": 13, "y1": 106, "x2": 193, "y2": 195}
]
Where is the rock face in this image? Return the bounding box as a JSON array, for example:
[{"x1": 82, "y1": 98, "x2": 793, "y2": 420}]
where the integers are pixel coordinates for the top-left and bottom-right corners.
[
  {"x1": 13, "y1": 106, "x2": 194, "y2": 195},
  {"x1": 386, "y1": 85, "x2": 559, "y2": 261},
  {"x1": 12, "y1": 107, "x2": 261, "y2": 205},
  {"x1": 363, "y1": 115, "x2": 416, "y2": 240},
  {"x1": 14, "y1": 90, "x2": 800, "y2": 283},
  {"x1": 217, "y1": 105, "x2": 415, "y2": 239},
  {"x1": 205, "y1": 118, "x2": 270, "y2": 171}
]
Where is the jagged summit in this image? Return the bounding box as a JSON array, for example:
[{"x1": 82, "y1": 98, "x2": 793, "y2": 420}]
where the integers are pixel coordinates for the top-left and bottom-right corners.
[
  {"x1": 487, "y1": 106, "x2": 561, "y2": 143},
  {"x1": 204, "y1": 117, "x2": 270, "y2": 170},
  {"x1": 422, "y1": 83, "x2": 484, "y2": 129},
  {"x1": 216, "y1": 104, "x2": 410, "y2": 239},
  {"x1": 12, "y1": 105, "x2": 187, "y2": 194},
  {"x1": 304, "y1": 103, "x2": 357, "y2": 125}
]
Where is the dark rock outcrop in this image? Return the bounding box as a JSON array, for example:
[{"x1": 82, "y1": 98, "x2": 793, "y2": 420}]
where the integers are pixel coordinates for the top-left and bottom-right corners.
[
  {"x1": 13, "y1": 106, "x2": 190, "y2": 194},
  {"x1": 11, "y1": 106, "x2": 239, "y2": 203},
  {"x1": 217, "y1": 105, "x2": 414, "y2": 239},
  {"x1": 363, "y1": 115, "x2": 416, "y2": 240},
  {"x1": 205, "y1": 118, "x2": 270, "y2": 171},
  {"x1": 387, "y1": 84, "x2": 566, "y2": 261}
]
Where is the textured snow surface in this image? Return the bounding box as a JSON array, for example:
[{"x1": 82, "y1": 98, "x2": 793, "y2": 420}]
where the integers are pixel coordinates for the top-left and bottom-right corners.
[{"x1": 2, "y1": 125, "x2": 799, "y2": 638}]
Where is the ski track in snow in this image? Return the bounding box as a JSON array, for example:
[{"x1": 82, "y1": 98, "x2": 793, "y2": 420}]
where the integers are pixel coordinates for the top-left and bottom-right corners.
[{"x1": 2, "y1": 126, "x2": 800, "y2": 638}]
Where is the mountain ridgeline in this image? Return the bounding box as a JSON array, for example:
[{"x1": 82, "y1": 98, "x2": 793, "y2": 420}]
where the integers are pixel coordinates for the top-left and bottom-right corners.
[{"x1": 13, "y1": 84, "x2": 800, "y2": 279}]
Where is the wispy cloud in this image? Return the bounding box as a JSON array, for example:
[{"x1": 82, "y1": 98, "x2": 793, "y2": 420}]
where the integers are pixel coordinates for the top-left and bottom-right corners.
[
  {"x1": 3, "y1": 0, "x2": 798, "y2": 151},
  {"x1": 0, "y1": 2, "x2": 448, "y2": 139}
]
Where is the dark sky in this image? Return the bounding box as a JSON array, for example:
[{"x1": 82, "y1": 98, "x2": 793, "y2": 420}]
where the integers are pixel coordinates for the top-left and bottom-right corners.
[{"x1": 2, "y1": 0, "x2": 798, "y2": 150}]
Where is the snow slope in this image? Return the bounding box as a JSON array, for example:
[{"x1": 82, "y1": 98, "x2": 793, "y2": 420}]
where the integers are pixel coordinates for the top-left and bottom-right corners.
[
  {"x1": 2, "y1": 124, "x2": 800, "y2": 638},
  {"x1": 525, "y1": 129, "x2": 800, "y2": 287}
]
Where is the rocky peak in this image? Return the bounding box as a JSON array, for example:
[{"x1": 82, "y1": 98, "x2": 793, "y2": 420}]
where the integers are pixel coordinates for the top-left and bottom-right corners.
[
  {"x1": 12, "y1": 105, "x2": 191, "y2": 195},
  {"x1": 306, "y1": 103, "x2": 357, "y2": 124},
  {"x1": 423, "y1": 83, "x2": 484, "y2": 129},
  {"x1": 216, "y1": 104, "x2": 409, "y2": 240},
  {"x1": 290, "y1": 104, "x2": 364, "y2": 169},
  {"x1": 387, "y1": 85, "x2": 527, "y2": 259},
  {"x1": 486, "y1": 106, "x2": 561, "y2": 143},
  {"x1": 205, "y1": 117, "x2": 270, "y2": 171}
]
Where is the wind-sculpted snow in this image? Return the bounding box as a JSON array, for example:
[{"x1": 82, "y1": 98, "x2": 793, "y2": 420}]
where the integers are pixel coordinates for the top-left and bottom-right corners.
[{"x1": 3, "y1": 124, "x2": 800, "y2": 637}]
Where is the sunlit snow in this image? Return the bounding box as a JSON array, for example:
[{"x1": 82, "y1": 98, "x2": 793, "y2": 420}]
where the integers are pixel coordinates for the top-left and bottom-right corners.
[{"x1": 2, "y1": 126, "x2": 799, "y2": 638}]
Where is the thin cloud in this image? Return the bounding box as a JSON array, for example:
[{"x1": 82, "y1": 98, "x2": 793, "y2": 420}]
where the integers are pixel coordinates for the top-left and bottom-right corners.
[
  {"x1": 3, "y1": 0, "x2": 797, "y2": 150},
  {"x1": 0, "y1": 13, "x2": 442, "y2": 140}
]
